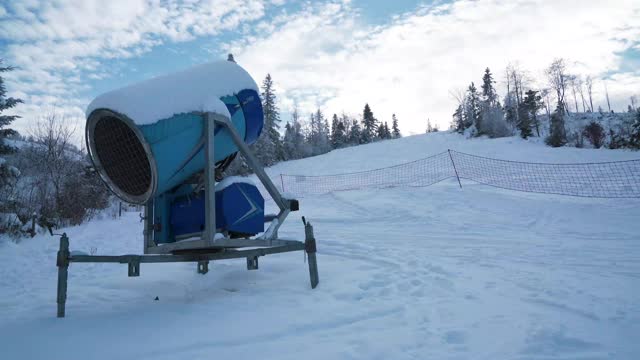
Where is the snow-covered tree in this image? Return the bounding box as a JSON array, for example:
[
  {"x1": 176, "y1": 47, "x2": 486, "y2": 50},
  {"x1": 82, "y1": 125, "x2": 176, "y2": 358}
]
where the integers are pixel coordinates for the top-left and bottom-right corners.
[
  {"x1": 585, "y1": 75, "x2": 594, "y2": 112},
  {"x1": 519, "y1": 89, "x2": 543, "y2": 138},
  {"x1": 282, "y1": 122, "x2": 295, "y2": 160},
  {"x1": 546, "y1": 59, "x2": 569, "y2": 115},
  {"x1": 253, "y1": 74, "x2": 282, "y2": 166},
  {"x1": 391, "y1": 114, "x2": 401, "y2": 138},
  {"x1": 361, "y1": 103, "x2": 377, "y2": 143},
  {"x1": 546, "y1": 101, "x2": 567, "y2": 147},
  {"x1": 281, "y1": 105, "x2": 309, "y2": 160},
  {"x1": 465, "y1": 82, "x2": 482, "y2": 134},
  {"x1": 348, "y1": 118, "x2": 362, "y2": 145},
  {"x1": 481, "y1": 68, "x2": 498, "y2": 106},
  {"x1": 582, "y1": 121, "x2": 605, "y2": 149},
  {"x1": 330, "y1": 113, "x2": 347, "y2": 149},
  {"x1": 452, "y1": 105, "x2": 464, "y2": 133},
  {"x1": 307, "y1": 109, "x2": 331, "y2": 155},
  {"x1": 0, "y1": 61, "x2": 23, "y2": 231},
  {"x1": 630, "y1": 109, "x2": 640, "y2": 149},
  {"x1": 426, "y1": 119, "x2": 433, "y2": 133},
  {"x1": 376, "y1": 121, "x2": 391, "y2": 140},
  {"x1": 377, "y1": 122, "x2": 386, "y2": 139}
]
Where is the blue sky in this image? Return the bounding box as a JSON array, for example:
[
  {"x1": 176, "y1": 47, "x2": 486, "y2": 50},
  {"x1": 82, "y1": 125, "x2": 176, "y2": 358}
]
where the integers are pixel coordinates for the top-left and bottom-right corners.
[{"x1": 1, "y1": 0, "x2": 639, "y2": 139}]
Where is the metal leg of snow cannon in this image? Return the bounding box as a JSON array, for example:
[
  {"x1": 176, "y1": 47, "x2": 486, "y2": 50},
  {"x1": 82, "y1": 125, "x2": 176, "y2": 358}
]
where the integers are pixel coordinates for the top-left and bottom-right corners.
[
  {"x1": 197, "y1": 261, "x2": 209, "y2": 274},
  {"x1": 303, "y1": 218, "x2": 319, "y2": 289},
  {"x1": 203, "y1": 112, "x2": 217, "y2": 246},
  {"x1": 247, "y1": 256, "x2": 259, "y2": 270},
  {"x1": 56, "y1": 233, "x2": 70, "y2": 318}
]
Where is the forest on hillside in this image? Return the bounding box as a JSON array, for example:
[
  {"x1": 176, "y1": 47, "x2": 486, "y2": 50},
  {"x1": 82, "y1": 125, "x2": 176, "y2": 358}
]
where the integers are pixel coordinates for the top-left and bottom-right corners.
[{"x1": 450, "y1": 58, "x2": 640, "y2": 149}]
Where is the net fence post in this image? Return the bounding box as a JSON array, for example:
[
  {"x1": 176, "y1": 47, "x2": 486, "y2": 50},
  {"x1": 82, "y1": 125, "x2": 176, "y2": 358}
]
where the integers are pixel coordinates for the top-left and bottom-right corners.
[{"x1": 448, "y1": 149, "x2": 463, "y2": 189}]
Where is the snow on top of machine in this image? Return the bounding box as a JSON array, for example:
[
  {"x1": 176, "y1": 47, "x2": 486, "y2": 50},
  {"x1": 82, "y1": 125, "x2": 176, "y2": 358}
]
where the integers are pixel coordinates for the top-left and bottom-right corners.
[{"x1": 86, "y1": 60, "x2": 259, "y2": 125}]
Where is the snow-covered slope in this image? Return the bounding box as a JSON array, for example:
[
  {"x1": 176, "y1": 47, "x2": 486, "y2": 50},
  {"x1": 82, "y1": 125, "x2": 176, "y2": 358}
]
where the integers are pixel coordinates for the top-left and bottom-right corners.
[
  {"x1": 265, "y1": 131, "x2": 640, "y2": 177},
  {"x1": 1, "y1": 132, "x2": 639, "y2": 360}
]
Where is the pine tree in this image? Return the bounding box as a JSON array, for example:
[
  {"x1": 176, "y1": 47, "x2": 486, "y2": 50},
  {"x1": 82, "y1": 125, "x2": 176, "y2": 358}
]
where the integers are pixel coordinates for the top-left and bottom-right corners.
[
  {"x1": 361, "y1": 103, "x2": 377, "y2": 143},
  {"x1": 504, "y1": 93, "x2": 517, "y2": 128},
  {"x1": 630, "y1": 109, "x2": 640, "y2": 149},
  {"x1": 0, "y1": 61, "x2": 22, "y2": 198},
  {"x1": 308, "y1": 109, "x2": 330, "y2": 155},
  {"x1": 323, "y1": 116, "x2": 331, "y2": 149},
  {"x1": 330, "y1": 113, "x2": 346, "y2": 149},
  {"x1": 391, "y1": 114, "x2": 401, "y2": 138},
  {"x1": 292, "y1": 108, "x2": 306, "y2": 156},
  {"x1": 466, "y1": 82, "x2": 482, "y2": 134},
  {"x1": 481, "y1": 68, "x2": 498, "y2": 106},
  {"x1": 522, "y1": 90, "x2": 543, "y2": 137},
  {"x1": 254, "y1": 74, "x2": 282, "y2": 166},
  {"x1": 376, "y1": 122, "x2": 386, "y2": 139},
  {"x1": 282, "y1": 122, "x2": 295, "y2": 160},
  {"x1": 452, "y1": 105, "x2": 464, "y2": 133},
  {"x1": 546, "y1": 101, "x2": 568, "y2": 147},
  {"x1": 349, "y1": 118, "x2": 362, "y2": 145},
  {"x1": 519, "y1": 90, "x2": 543, "y2": 139},
  {"x1": 384, "y1": 122, "x2": 391, "y2": 139},
  {"x1": 517, "y1": 107, "x2": 532, "y2": 139},
  {"x1": 426, "y1": 119, "x2": 433, "y2": 133}
]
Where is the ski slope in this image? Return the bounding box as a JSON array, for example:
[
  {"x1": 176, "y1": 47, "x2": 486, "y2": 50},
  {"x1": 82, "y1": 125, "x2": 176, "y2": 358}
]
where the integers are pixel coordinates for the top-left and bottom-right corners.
[{"x1": 1, "y1": 132, "x2": 639, "y2": 359}]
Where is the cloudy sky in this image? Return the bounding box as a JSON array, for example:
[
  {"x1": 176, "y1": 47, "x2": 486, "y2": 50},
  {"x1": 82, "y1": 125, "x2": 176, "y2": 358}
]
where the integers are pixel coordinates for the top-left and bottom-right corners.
[{"x1": 1, "y1": 0, "x2": 639, "y2": 139}]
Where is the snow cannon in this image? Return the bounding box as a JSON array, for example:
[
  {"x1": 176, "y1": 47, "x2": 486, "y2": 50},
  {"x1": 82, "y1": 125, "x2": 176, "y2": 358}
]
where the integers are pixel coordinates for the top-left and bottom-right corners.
[
  {"x1": 53, "y1": 58, "x2": 317, "y2": 319},
  {"x1": 85, "y1": 60, "x2": 263, "y2": 205}
]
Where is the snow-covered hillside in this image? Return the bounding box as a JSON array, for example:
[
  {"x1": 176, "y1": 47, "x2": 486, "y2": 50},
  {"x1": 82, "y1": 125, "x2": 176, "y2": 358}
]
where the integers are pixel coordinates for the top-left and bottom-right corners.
[
  {"x1": 1, "y1": 132, "x2": 639, "y2": 359},
  {"x1": 265, "y1": 131, "x2": 640, "y2": 177}
]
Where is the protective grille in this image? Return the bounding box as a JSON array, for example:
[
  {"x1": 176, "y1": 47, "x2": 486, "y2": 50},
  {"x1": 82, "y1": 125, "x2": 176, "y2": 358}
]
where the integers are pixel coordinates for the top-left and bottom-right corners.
[{"x1": 93, "y1": 116, "x2": 152, "y2": 198}]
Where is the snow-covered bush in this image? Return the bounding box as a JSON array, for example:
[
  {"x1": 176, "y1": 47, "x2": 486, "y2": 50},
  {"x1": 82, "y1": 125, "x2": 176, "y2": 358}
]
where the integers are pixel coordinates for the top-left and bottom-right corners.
[
  {"x1": 4, "y1": 114, "x2": 110, "y2": 232},
  {"x1": 582, "y1": 121, "x2": 605, "y2": 149}
]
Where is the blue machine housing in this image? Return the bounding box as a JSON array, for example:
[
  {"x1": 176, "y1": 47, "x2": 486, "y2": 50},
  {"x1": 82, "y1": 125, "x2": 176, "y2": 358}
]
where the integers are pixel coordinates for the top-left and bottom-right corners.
[
  {"x1": 137, "y1": 89, "x2": 264, "y2": 198},
  {"x1": 86, "y1": 60, "x2": 265, "y2": 206},
  {"x1": 157, "y1": 182, "x2": 265, "y2": 243}
]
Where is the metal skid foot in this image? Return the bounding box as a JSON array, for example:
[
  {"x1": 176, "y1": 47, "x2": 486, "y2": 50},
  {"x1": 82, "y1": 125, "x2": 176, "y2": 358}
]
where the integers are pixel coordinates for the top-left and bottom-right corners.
[
  {"x1": 197, "y1": 260, "x2": 209, "y2": 274},
  {"x1": 128, "y1": 259, "x2": 140, "y2": 277},
  {"x1": 304, "y1": 218, "x2": 319, "y2": 289},
  {"x1": 56, "y1": 233, "x2": 70, "y2": 318},
  {"x1": 247, "y1": 256, "x2": 259, "y2": 270}
]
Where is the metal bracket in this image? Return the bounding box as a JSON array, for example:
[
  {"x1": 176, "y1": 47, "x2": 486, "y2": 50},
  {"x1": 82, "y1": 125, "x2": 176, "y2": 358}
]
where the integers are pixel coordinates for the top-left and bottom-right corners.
[
  {"x1": 197, "y1": 260, "x2": 209, "y2": 274},
  {"x1": 128, "y1": 259, "x2": 140, "y2": 277},
  {"x1": 247, "y1": 256, "x2": 259, "y2": 270}
]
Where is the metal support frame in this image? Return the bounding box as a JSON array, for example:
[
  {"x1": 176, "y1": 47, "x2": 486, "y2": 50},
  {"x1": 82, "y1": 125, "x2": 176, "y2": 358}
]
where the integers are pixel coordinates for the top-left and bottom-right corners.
[
  {"x1": 142, "y1": 112, "x2": 296, "y2": 254},
  {"x1": 212, "y1": 113, "x2": 291, "y2": 241},
  {"x1": 55, "y1": 112, "x2": 319, "y2": 318},
  {"x1": 56, "y1": 224, "x2": 319, "y2": 317}
]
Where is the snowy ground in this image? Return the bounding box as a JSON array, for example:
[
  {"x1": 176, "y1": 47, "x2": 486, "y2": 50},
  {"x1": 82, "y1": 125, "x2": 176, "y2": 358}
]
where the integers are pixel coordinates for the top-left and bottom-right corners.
[{"x1": 1, "y1": 133, "x2": 639, "y2": 359}]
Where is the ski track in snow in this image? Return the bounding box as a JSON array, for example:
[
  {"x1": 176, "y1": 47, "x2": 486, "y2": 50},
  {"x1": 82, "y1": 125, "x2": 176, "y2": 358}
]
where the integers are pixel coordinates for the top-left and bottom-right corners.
[{"x1": 1, "y1": 133, "x2": 639, "y2": 359}]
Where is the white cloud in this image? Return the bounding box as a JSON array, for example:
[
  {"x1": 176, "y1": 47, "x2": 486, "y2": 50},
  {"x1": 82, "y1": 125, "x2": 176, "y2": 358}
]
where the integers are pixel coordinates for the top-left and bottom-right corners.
[
  {"x1": 230, "y1": 0, "x2": 640, "y2": 134},
  {"x1": 1, "y1": 0, "x2": 272, "y2": 135},
  {"x1": 2, "y1": 0, "x2": 639, "y2": 139}
]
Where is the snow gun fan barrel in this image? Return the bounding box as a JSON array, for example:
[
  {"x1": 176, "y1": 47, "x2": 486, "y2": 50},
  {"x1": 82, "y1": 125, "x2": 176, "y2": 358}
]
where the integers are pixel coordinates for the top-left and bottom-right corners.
[{"x1": 84, "y1": 60, "x2": 264, "y2": 204}]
